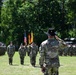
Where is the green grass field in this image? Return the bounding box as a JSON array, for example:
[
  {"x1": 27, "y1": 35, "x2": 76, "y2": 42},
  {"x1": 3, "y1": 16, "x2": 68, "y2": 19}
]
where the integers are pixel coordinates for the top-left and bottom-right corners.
[{"x1": 0, "y1": 52, "x2": 76, "y2": 75}]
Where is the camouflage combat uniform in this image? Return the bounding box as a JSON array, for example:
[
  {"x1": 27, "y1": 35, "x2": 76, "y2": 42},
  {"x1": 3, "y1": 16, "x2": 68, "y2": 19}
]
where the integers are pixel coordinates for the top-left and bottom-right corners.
[
  {"x1": 29, "y1": 42, "x2": 38, "y2": 66},
  {"x1": 7, "y1": 43, "x2": 15, "y2": 65},
  {"x1": 18, "y1": 44, "x2": 27, "y2": 65},
  {"x1": 27, "y1": 44, "x2": 31, "y2": 56},
  {"x1": 39, "y1": 38, "x2": 66, "y2": 75}
]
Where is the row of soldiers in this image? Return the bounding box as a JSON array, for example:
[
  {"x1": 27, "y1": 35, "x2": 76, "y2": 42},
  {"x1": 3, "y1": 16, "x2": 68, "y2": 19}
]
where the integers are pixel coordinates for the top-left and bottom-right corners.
[
  {"x1": 7, "y1": 41, "x2": 38, "y2": 66},
  {"x1": 58, "y1": 44, "x2": 76, "y2": 56},
  {"x1": 7, "y1": 41, "x2": 76, "y2": 66}
]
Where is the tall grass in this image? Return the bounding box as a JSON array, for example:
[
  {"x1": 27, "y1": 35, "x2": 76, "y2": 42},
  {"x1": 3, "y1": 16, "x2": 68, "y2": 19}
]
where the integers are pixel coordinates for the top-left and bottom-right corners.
[{"x1": 0, "y1": 52, "x2": 76, "y2": 75}]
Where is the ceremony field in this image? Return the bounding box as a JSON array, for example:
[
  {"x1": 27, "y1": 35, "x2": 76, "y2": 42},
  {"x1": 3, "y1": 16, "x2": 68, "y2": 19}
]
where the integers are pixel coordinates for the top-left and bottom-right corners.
[{"x1": 0, "y1": 52, "x2": 76, "y2": 75}]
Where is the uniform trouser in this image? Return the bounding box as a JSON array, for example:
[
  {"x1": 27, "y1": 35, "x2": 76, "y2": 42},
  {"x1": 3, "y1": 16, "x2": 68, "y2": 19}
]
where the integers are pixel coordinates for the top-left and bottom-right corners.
[
  {"x1": 30, "y1": 56, "x2": 36, "y2": 66},
  {"x1": 9, "y1": 57, "x2": 13, "y2": 65},
  {"x1": 20, "y1": 56, "x2": 24, "y2": 65},
  {"x1": 8, "y1": 54, "x2": 14, "y2": 65},
  {"x1": 44, "y1": 67, "x2": 59, "y2": 75}
]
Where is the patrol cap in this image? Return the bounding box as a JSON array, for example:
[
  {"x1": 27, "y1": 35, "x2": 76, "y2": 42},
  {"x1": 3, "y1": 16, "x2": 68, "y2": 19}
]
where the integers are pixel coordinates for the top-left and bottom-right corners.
[{"x1": 45, "y1": 28, "x2": 56, "y2": 36}]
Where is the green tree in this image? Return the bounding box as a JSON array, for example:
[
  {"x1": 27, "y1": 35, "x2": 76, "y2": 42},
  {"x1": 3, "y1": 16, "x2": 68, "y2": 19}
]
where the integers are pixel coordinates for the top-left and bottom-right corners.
[
  {"x1": 1, "y1": 0, "x2": 76, "y2": 46},
  {"x1": 67, "y1": 0, "x2": 76, "y2": 37},
  {"x1": 1, "y1": 0, "x2": 21, "y2": 44},
  {"x1": 0, "y1": 0, "x2": 3, "y2": 23}
]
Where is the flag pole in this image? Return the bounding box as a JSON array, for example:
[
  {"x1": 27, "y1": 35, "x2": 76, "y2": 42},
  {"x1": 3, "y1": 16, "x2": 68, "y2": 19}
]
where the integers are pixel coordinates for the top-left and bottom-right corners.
[{"x1": 24, "y1": 30, "x2": 27, "y2": 46}]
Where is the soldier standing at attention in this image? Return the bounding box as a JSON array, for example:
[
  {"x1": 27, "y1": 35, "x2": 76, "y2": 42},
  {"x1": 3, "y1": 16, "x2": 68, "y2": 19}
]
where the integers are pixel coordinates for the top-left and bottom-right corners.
[
  {"x1": 7, "y1": 41, "x2": 15, "y2": 65},
  {"x1": 29, "y1": 42, "x2": 38, "y2": 67},
  {"x1": 39, "y1": 28, "x2": 67, "y2": 75},
  {"x1": 18, "y1": 43, "x2": 27, "y2": 65}
]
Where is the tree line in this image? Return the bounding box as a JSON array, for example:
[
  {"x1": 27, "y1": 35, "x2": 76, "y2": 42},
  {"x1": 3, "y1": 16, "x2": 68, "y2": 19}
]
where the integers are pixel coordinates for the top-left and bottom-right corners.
[{"x1": 0, "y1": 0, "x2": 76, "y2": 46}]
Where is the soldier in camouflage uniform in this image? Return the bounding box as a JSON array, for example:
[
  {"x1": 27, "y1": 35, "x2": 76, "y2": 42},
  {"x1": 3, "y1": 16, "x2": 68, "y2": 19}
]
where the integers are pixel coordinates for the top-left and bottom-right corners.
[
  {"x1": 18, "y1": 43, "x2": 27, "y2": 65},
  {"x1": 39, "y1": 28, "x2": 67, "y2": 75},
  {"x1": 28, "y1": 42, "x2": 38, "y2": 67},
  {"x1": 7, "y1": 41, "x2": 15, "y2": 65}
]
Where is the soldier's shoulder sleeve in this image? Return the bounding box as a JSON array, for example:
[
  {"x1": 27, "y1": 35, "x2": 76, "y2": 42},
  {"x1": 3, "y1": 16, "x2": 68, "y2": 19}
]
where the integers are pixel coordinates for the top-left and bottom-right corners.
[
  {"x1": 7, "y1": 45, "x2": 10, "y2": 54},
  {"x1": 39, "y1": 40, "x2": 47, "y2": 55},
  {"x1": 41, "y1": 40, "x2": 47, "y2": 47},
  {"x1": 39, "y1": 40, "x2": 47, "y2": 67},
  {"x1": 7, "y1": 45, "x2": 9, "y2": 50},
  {"x1": 7, "y1": 45, "x2": 10, "y2": 48},
  {"x1": 13, "y1": 45, "x2": 15, "y2": 51}
]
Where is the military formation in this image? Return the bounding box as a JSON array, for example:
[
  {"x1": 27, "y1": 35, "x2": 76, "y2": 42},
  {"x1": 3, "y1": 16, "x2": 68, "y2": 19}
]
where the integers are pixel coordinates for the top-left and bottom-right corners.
[
  {"x1": 58, "y1": 44, "x2": 76, "y2": 56},
  {"x1": 5, "y1": 28, "x2": 76, "y2": 75},
  {"x1": 6, "y1": 41, "x2": 39, "y2": 66}
]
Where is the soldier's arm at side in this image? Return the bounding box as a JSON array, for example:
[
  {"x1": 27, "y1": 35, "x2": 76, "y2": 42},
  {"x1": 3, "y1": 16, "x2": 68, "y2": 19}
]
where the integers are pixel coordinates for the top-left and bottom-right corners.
[
  {"x1": 13, "y1": 46, "x2": 15, "y2": 54},
  {"x1": 24, "y1": 46, "x2": 27, "y2": 56},
  {"x1": 36, "y1": 46, "x2": 38, "y2": 55},
  {"x1": 27, "y1": 45, "x2": 30, "y2": 56},
  {"x1": 18, "y1": 47, "x2": 21, "y2": 55},
  {"x1": 7, "y1": 46, "x2": 9, "y2": 55},
  {"x1": 39, "y1": 44, "x2": 45, "y2": 68}
]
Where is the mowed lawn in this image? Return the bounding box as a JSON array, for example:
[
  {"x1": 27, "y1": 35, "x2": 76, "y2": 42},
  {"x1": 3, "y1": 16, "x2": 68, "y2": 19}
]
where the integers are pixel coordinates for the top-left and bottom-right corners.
[{"x1": 0, "y1": 52, "x2": 76, "y2": 75}]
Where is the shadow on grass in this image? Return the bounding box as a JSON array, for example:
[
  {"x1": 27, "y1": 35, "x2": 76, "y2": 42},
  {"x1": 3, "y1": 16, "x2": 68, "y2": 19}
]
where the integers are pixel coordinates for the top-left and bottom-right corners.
[
  {"x1": 33, "y1": 64, "x2": 40, "y2": 68},
  {"x1": 22, "y1": 64, "x2": 40, "y2": 68},
  {"x1": 22, "y1": 64, "x2": 30, "y2": 66},
  {"x1": 10, "y1": 64, "x2": 19, "y2": 66},
  {"x1": 34, "y1": 65, "x2": 40, "y2": 68},
  {"x1": 9, "y1": 64, "x2": 41, "y2": 68}
]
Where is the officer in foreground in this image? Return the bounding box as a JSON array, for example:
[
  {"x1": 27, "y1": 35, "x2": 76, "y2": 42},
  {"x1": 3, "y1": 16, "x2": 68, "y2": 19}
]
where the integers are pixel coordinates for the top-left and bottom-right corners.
[
  {"x1": 7, "y1": 41, "x2": 15, "y2": 65},
  {"x1": 28, "y1": 42, "x2": 38, "y2": 67},
  {"x1": 18, "y1": 43, "x2": 27, "y2": 65},
  {"x1": 39, "y1": 28, "x2": 67, "y2": 75}
]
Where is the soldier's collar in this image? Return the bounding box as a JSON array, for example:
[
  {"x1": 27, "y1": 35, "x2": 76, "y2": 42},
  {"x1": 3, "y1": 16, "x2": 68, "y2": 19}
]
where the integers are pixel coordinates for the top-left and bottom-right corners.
[{"x1": 48, "y1": 37, "x2": 55, "y2": 40}]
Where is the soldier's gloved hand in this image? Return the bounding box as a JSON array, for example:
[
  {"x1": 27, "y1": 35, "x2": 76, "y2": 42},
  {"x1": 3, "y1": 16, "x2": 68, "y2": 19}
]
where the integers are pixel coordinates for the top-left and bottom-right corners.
[{"x1": 41, "y1": 66, "x2": 46, "y2": 73}]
